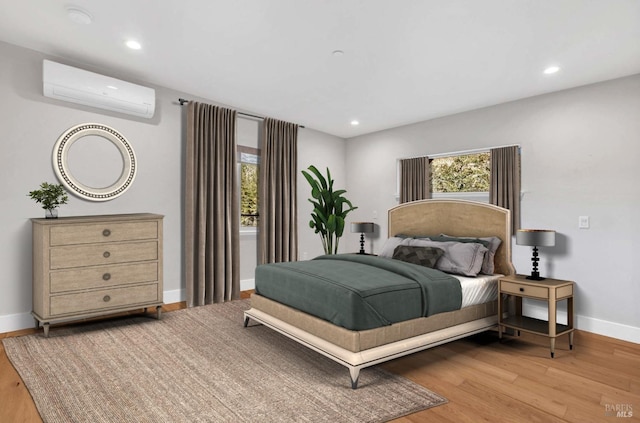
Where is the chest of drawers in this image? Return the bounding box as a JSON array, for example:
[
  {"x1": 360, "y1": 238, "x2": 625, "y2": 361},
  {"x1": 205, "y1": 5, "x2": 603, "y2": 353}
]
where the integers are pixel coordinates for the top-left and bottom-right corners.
[{"x1": 32, "y1": 213, "x2": 163, "y2": 336}]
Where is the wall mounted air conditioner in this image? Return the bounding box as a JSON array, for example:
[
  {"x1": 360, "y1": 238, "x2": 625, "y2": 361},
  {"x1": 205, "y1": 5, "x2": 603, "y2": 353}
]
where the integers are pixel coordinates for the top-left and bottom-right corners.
[{"x1": 43, "y1": 60, "x2": 155, "y2": 119}]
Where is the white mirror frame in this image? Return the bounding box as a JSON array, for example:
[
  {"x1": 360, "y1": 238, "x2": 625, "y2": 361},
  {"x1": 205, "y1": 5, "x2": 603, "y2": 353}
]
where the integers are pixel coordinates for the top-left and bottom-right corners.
[{"x1": 52, "y1": 123, "x2": 137, "y2": 201}]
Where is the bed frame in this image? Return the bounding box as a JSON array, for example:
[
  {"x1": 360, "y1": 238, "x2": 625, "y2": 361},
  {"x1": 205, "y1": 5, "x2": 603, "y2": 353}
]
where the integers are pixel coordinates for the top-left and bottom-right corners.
[{"x1": 244, "y1": 199, "x2": 515, "y2": 388}]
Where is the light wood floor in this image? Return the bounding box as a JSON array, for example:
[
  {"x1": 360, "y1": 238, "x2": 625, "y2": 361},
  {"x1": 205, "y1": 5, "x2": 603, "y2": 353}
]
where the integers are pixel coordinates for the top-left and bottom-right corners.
[{"x1": 2, "y1": 296, "x2": 638, "y2": 423}]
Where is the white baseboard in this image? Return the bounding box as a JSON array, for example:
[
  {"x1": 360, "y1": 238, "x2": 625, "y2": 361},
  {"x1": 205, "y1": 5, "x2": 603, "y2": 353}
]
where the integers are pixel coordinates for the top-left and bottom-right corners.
[
  {"x1": 0, "y1": 312, "x2": 37, "y2": 334},
  {"x1": 163, "y1": 288, "x2": 185, "y2": 304},
  {"x1": 524, "y1": 303, "x2": 640, "y2": 344},
  {"x1": 241, "y1": 278, "x2": 255, "y2": 291}
]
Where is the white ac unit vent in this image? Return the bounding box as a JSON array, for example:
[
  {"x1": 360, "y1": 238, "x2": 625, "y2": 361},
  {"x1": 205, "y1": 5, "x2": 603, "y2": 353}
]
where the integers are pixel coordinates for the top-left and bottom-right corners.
[{"x1": 43, "y1": 60, "x2": 155, "y2": 119}]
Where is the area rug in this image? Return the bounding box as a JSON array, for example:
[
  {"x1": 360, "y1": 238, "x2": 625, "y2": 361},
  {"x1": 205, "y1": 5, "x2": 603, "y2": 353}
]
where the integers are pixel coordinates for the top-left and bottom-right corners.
[{"x1": 3, "y1": 300, "x2": 447, "y2": 422}]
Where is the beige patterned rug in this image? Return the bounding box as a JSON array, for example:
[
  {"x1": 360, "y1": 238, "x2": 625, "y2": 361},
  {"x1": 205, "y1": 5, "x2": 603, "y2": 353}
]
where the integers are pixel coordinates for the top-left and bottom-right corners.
[{"x1": 3, "y1": 300, "x2": 446, "y2": 422}]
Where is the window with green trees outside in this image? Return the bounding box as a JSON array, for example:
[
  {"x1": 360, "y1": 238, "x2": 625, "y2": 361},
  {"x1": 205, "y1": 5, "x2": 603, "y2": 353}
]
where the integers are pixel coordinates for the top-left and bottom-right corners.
[
  {"x1": 431, "y1": 152, "x2": 490, "y2": 193},
  {"x1": 240, "y1": 150, "x2": 259, "y2": 227}
]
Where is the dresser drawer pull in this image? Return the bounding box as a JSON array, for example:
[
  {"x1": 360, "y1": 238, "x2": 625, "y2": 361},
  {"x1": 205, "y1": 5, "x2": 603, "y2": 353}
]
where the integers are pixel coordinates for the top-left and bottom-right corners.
[
  {"x1": 102, "y1": 273, "x2": 111, "y2": 281},
  {"x1": 103, "y1": 295, "x2": 111, "y2": 302},
  {"x1": 102, "y1": 229, "x2": 111, "y2": 237},
  {"x1": 103, "y1": 251, "x2": 111, "y2": 258},
  {"x1": 519, "y1": 287, "x2": 524, "y2": 292}
]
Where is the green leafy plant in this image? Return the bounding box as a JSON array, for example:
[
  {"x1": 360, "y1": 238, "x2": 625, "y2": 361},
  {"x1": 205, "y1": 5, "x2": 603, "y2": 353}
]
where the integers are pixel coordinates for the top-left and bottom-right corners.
[
  {"x1": 302, "y1": 165, "x2": 357, "y2": 255},
  {"x1": 28, "y1": 182, "x2": 69, "y2": 215}
]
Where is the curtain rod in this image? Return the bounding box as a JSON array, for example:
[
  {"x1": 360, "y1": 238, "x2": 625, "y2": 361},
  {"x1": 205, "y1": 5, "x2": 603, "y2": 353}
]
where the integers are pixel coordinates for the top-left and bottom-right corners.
[
  {"x1": 178, "y1": 98, "x2": 304, "y2": 128},
  {"x1": 399, "y1": 144, "x2": 520, "y2": 161}
]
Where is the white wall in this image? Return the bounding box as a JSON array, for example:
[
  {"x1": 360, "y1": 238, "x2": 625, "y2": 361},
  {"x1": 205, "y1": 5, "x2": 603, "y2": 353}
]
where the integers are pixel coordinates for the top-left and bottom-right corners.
[
  {"x1": 345, "y1": 74, "x2": 640, "y2": 343},
  {"x1": 0, "y1": 41, "x2": 346, "y2": 332}
]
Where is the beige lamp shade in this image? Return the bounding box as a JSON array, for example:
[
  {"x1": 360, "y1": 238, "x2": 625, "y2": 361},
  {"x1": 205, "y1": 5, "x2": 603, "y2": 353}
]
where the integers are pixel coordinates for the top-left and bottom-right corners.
[{"x1": 516, "y1": 229, "x2": 555, "y2": 247}]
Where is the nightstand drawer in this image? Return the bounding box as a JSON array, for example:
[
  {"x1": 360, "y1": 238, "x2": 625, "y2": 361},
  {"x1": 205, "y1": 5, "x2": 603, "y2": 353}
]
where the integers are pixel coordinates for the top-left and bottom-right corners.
[{"x1": 501, "y1": 281, "x2": 548, "y2": 299}]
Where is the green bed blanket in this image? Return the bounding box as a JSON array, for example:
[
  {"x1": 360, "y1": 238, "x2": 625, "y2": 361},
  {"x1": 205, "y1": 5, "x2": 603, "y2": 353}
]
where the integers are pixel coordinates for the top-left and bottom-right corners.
[{"x1": 255, "y1": 254, "x2": 462, "y2": 331}]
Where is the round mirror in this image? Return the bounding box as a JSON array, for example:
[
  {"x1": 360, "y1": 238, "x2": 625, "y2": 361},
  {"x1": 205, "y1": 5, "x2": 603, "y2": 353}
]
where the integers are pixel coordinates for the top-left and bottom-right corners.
[{"x1": 52, "y1": 123, "x2": 137, "y2": 201}]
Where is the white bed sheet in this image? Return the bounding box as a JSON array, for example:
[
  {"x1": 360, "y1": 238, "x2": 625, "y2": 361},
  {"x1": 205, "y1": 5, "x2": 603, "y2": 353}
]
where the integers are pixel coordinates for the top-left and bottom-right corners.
[{"x1": 457, "y1": 274, "x2": 502, "y2": 309}]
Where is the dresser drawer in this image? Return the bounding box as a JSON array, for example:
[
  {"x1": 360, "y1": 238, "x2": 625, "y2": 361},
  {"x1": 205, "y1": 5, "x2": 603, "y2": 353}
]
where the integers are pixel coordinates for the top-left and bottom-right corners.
[
  {"x1": 50, "y1": 283, "x2": 159, "y2": 316},
  {"x1": 501, "y1": 281, "x2": 548, "y2": 299},
  {"x1": 50, "y1": 241, "x2": 158, "y2": 270},
  {"x1": 50, "y1": 262, "x2": 158, "y2": 293},
  {"x1": 50, "y1": 221, "x2": 158, "y2": 246}
]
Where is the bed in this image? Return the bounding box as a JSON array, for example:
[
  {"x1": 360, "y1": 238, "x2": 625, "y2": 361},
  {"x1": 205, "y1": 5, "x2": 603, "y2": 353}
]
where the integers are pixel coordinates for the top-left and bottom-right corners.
[{"x1": 243, "y1": 199, "x2": 515, "y2": 388}]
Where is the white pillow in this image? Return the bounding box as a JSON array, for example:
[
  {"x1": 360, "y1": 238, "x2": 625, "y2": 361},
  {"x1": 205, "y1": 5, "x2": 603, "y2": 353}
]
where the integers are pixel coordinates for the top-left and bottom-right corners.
[{"x1": 378, "y1": 237, "x2": 406, "y2": 258}]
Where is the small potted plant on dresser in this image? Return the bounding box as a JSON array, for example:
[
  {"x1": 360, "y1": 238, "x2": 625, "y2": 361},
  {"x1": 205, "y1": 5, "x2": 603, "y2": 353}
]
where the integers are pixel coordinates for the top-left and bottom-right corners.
[{"x1": 28, "y1": 182, "x2": 69, "y2": 218}]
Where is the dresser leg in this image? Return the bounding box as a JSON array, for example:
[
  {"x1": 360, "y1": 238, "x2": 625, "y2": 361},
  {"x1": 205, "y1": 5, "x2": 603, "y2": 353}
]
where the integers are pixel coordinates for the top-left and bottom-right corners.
[
  {"x1": 156, "y1": 306, "x2": 162, "y2": 320},
  {"x1": 34, "y1": 319, "x2": 40, "y2": 330},
  {"x1": 43, "y1": 323, "x2": 50, "y2": 338},
  {"x1": 550, "y1": 337, "x2": 556, "y2": 358}
]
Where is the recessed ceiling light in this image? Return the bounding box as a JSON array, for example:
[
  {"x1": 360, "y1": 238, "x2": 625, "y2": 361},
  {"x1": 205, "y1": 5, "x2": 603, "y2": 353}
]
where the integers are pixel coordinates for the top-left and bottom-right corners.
[
  {"x1": 543, "y1": 66, "x2": 560, "y2": 75},
  {"x1": 350, "y1": 120, "x2": 359, "y2": 126},
  {"x1": 66, "y1": 7, "x2": 92, "y2": 25},
  {"x1": 125, "y1": 40, "x2": 142, "y2": 50}
]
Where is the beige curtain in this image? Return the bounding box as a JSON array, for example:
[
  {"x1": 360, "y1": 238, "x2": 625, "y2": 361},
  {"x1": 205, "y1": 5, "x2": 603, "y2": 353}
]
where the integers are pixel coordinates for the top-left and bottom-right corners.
[
  {"x1": 399, "y1": 156, "x2": 431, "y2": 203},
  {"x1": 490, "y1": 145, "x2": 521, "y2": 232},
  {"x1": 185, "y1": 101, "x2": 240, "y2": 307},
  {"x1": 258, "y1": 118, "x2": 298, "y2": 264}
]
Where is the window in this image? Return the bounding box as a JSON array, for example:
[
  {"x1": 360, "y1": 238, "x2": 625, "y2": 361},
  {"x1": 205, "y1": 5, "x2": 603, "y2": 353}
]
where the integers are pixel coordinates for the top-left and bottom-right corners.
[
  {"x1": 431, "y1": 152, "x2": 490, "y2": 193},
  {"x1": 238, "y1": 147, "x2": 259, "y2": 229}
]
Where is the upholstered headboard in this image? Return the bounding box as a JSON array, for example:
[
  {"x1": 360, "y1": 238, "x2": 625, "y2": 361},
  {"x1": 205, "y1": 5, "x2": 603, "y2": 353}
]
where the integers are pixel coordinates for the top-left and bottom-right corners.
[{"x1": 388, "y1": 199, "x2": 515, "y2": 276}]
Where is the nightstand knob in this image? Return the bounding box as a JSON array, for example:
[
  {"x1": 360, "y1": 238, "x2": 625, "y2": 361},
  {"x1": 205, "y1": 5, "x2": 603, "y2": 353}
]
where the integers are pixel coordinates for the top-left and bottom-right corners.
[
  {"x1": 102, "y1": 229, "x2": 111, "y2": 237},
  {"x1": 103, "y1": 295, "x2": 111, "y2": 302},
  {"x1": 103, "y1": 251, "x2": 111, "y2": 258},
  {"x1": 103, "y1": 273, "x2": 111, "y2": 281},
  {"x1": 519, "y1": 287, "x2": 524, "y2": 292}
]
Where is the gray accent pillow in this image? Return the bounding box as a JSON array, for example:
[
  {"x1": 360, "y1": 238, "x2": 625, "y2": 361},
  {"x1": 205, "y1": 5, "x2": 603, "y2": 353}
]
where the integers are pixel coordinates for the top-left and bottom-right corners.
[
  {"x1": 402, "y1": 238, "x2": 488, "y2": 277},
  {"x1": 392, "y1": 245, "x2": 444, "y2": 268},
  {"x1": 438, "y1": 234, "x2": 502, "y2": 275}
]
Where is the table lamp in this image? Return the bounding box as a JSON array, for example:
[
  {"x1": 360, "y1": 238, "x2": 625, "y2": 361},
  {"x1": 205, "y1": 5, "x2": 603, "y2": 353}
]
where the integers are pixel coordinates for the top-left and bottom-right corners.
[
  {"x1": 516, "y1": 229, "x2": 556, "y2": 280},
  {"x1": 351, "y1": 222, "x2": 374, "y2": 254}
]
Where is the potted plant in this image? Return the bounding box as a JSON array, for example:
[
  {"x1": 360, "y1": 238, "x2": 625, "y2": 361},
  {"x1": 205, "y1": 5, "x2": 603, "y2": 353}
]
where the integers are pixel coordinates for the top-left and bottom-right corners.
[
  {"x1": 302, "y1": 165, "x2": 357, "y2": 255},
  {"x1": 28, "y1": 182, "x2": 69, "y2": 218}
]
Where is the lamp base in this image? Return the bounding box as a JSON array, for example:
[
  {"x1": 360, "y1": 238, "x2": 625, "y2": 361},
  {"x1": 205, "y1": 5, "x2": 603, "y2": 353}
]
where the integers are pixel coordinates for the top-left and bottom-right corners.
[
  {"x1": 526, "y1": 274, "x2": 546, "y2": 281},
  {"x1": 358, "y1": 233, "x2": 366, "y2": 254},
  {"x1": 526, "y1": 247, "x2": 546, "y2": 281}
]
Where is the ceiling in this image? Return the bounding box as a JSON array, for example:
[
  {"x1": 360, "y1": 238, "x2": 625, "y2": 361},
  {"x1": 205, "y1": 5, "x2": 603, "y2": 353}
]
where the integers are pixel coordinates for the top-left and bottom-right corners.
[{"x1": 0, "y1": 0, "x2": 639, "y2": 138}]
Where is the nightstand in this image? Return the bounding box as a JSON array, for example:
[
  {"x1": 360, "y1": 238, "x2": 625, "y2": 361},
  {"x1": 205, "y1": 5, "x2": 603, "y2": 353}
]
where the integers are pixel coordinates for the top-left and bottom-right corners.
[{"x1": 498, "y1": 274, "x2": 574, "y2": 358}]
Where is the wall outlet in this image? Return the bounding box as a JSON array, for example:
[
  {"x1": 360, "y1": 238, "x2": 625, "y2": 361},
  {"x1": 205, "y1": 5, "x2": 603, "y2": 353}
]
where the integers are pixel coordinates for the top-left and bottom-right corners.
[{"x1": 579, "y1": 216, "x2": 590, "y2": 229}]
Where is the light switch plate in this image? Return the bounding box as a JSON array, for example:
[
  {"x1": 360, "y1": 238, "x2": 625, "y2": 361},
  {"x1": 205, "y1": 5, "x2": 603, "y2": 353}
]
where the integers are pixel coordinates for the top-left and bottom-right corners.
[{"x1": 579, "y1": 216, "x2": 590, "y2": 229}]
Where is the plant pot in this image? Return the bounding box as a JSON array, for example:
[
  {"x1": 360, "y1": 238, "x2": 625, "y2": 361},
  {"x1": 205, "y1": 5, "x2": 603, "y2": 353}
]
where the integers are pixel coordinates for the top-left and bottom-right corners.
[{"x1": 45, "y1": 209, "x2": 58, "y2": 219}]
